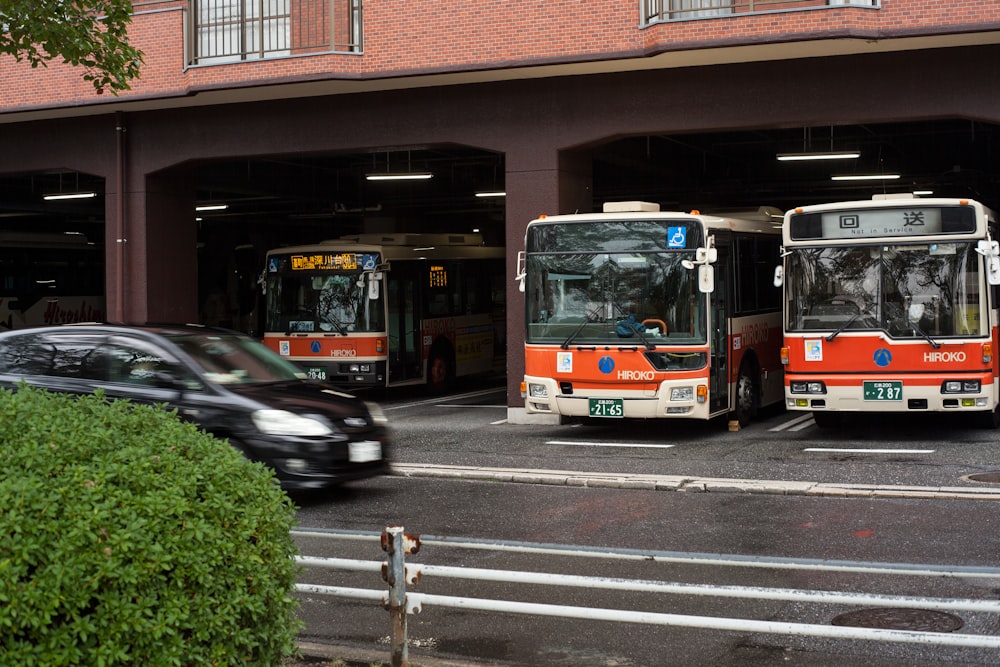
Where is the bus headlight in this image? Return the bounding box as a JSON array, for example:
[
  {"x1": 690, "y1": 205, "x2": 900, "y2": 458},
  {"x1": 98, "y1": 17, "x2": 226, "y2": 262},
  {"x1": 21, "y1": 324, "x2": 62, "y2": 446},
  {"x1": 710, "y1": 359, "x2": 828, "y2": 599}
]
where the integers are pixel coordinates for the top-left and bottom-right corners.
[
  {"x1": 790, "y1": 381, "x2": 826, "y2": 394},
  {"x1": 942, "y1": 380, "x2": 981, "y2": 393},
  {"x1": 528, "y1": 383, "x2": 548, "y2": 398},
  {"x1": 670, "y1": 387, "x2": 694, "y2": 401}
]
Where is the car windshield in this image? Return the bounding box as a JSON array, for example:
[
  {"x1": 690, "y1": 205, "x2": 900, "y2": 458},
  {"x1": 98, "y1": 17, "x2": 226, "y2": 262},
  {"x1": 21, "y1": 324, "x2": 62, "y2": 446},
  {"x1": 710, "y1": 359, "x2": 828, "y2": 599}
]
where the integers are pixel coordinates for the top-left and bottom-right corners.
[{"x1": 171, "y1": 332, "x2": 308, "y2": 385}]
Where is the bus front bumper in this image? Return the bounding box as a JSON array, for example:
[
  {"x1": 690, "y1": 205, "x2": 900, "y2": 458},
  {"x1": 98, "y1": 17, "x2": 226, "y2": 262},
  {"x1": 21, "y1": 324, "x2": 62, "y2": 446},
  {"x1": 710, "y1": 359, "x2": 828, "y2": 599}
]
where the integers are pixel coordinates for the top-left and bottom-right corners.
[
  {"x1": 785, "y1": 376, "x2": 997, "y2": 413},
  {"x1": 521, "y1": 376, "x2": 712, "y2": 420}
]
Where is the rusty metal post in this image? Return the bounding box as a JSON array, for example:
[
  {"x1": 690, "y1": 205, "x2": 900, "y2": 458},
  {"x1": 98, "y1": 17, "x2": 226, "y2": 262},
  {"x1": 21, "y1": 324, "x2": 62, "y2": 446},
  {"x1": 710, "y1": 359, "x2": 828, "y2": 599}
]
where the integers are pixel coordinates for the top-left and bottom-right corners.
[{"x1": 381, "y1": 526, "x2": 420, "y2": 667}]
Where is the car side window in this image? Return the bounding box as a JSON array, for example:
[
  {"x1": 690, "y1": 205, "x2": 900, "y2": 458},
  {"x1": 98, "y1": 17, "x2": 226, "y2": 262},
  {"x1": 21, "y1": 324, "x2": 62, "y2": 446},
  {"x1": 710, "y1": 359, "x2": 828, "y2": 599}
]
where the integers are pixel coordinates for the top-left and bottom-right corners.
[
  {"x1": 0, "y1": 336, "x2": 58, "y2": 375},
  {"x1": 105, "y1": 338, "x2": 203, "y2": 390}
]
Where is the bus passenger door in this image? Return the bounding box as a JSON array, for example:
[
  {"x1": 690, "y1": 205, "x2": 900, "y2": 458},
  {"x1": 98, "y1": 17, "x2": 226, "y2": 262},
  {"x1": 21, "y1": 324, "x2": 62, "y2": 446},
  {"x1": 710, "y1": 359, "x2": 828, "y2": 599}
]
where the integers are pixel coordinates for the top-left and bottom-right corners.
[
  {"x1": 709, "y1": 241, "x2": 732, "y2": 414},
  {"x1": 387, "y1": 269, "x2": 422, "y2": 383}
]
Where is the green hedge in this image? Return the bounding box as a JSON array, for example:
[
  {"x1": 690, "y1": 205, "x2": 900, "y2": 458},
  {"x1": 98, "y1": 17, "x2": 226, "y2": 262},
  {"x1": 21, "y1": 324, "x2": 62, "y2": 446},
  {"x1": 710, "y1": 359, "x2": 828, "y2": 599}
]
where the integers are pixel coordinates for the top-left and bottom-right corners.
[{"x1": 0, "y1": 385, "x2": 302, "y2": 666}]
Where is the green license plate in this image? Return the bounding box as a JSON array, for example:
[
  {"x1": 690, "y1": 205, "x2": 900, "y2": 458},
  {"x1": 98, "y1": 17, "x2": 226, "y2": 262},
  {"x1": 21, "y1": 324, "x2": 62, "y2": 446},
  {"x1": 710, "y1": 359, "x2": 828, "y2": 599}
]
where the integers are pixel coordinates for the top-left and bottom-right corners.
[
  {"x1": 863, "y1": 381, "x2": 902, "y2": 401},
  {"x1": 589, "y1": 398, "x2": 624, "y2": 418},
  {"x1": 305, "y1": 367, "x2": 328, "y2": 381}
]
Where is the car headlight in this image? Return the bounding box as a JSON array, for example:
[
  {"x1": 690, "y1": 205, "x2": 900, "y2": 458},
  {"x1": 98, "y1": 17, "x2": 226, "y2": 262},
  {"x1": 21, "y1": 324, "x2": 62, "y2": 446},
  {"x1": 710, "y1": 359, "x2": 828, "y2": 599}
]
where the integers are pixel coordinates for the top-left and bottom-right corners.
[
  {"x1": 364, "y1": 400, "x2": 389, "y2": 425},
  {"x1": 252, "y1": 409, "x2": 333, "y2": 436}
]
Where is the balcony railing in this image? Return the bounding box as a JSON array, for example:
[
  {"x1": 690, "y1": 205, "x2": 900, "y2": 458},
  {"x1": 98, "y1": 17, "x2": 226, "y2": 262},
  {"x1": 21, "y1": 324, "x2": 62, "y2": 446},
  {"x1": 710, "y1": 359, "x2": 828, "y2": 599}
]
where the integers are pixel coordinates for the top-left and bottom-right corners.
[
  {"x1": 187, "y1": 0, "x2": 362, "y2": 66},
  {"x1": 643, "y1": 0, "x2": 876, "y2": 23}
]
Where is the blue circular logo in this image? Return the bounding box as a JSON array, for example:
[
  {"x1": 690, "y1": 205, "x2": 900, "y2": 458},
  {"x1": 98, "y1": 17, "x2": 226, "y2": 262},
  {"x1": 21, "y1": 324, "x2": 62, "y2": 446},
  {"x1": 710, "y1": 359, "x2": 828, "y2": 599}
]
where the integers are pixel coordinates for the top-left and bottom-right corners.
[
  {"x1": 873, "y1": 348, "x2": 892, "y2": 367},
  {"x1": 310, "y1": 341, "x2": 322, "y2": 354},
  {"x1": 598, "y1": 356, "x2": 615, "y2": 374}
]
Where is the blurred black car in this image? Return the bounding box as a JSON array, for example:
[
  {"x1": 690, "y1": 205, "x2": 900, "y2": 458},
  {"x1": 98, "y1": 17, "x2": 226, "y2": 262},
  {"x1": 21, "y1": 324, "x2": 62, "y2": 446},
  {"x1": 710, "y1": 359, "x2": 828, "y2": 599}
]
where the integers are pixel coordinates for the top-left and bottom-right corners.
[{"x1": 0, "y1": 323, "x2": 390, "y2": 491}]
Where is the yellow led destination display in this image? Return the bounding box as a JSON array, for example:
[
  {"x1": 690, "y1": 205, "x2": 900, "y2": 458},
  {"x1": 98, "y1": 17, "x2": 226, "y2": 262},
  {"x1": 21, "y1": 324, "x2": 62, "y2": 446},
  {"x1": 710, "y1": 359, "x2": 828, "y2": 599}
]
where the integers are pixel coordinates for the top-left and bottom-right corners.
[
  {"x1": 429, "y1": 265, "x2": 448, "y2": 287},
  {"x1": 290, "y1": 253, "x2": 358, "y2": 271}
]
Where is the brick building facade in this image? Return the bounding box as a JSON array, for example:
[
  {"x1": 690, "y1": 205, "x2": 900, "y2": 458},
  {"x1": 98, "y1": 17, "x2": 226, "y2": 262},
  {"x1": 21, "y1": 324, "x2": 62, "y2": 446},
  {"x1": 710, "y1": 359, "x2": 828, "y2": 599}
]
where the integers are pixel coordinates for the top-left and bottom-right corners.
[{"x1": 1, "y1": 0, "x2": 999, "y2": 409}]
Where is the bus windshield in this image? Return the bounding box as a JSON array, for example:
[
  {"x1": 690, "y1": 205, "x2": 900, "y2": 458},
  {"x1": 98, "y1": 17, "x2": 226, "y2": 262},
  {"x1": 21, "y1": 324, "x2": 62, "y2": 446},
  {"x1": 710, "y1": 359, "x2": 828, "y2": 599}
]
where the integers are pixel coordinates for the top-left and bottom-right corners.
[
  {"x1": 524, "y1": 250, "x2": 706, "y2": 345},
  {"x1": 785, "y1": 242, "x2": 986, "y2": 338},
  {"x1": 265, "y1": 271, "x2": 385, "y2": 334}
]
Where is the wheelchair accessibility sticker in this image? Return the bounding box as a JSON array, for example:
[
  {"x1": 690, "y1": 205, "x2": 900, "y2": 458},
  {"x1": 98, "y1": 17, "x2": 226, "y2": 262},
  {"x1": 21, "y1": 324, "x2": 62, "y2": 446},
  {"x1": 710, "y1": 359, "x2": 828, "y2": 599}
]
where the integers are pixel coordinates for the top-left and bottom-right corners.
[{"x1": 667, "y1": 226, "x2": 687, "y2": 249}]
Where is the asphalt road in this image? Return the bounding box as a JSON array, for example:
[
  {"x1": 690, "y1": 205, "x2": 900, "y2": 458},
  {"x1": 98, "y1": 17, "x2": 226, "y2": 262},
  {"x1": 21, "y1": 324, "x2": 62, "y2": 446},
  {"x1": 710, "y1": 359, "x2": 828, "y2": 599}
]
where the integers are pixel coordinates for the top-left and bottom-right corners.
[{"x1": 290, "y1": 381, "x2": 1000, "y2": 666}]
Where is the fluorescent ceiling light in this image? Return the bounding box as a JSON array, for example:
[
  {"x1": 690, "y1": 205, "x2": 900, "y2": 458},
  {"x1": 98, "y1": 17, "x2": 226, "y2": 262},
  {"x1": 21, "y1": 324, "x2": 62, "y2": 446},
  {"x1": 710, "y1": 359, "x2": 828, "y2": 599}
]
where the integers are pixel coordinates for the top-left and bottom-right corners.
[
  {"x1": 195, "y1": 203, "x2": 229, "y2": 211},
  {"x1": 365, "y1": 172, "x2": 433, "y2": 181},
  {"x1": 43, "y1": 191, "x2": 97, "y2": 201},
  {"x1": 777, "y1": 151, "x2": 860, "y2": 161},
  {"x1": 913, "y1": 190, "x2": 934, "y2": 195},
  {"x1": 475, "y1": 190, "x2": 506, "y2": 198},
  {"x1": 831, "y1": 174, "x2": 901, "y2": 181}
]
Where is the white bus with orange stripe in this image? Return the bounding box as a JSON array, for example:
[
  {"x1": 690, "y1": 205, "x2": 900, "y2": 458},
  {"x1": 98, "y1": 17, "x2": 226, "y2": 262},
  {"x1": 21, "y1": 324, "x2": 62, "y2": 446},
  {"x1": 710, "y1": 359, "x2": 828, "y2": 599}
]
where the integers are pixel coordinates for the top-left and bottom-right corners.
[
  {"x1": 262, "y1": 234, "x2": 505, "y2": 390},
  {"x1": 777, "y1": 195, "x2": 1000, "y2": 427},
  {"x1": 515, "y1": 201, "x2": 784, "y2": 425}
]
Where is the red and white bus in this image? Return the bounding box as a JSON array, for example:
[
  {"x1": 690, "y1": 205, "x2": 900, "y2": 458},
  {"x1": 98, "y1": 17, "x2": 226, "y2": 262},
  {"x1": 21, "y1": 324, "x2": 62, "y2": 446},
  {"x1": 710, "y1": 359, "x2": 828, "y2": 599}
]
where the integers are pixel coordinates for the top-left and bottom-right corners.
[
  {"x1": 0, "y1": 232, "x2": 105, "y2": 330},
  {"x1": 262, "y1": 233, "x2": 505, "y2": 390},
  {"x1": 777, "y1": 195, "x2": 1000, "y2": 427},
  {"x1": 516, "y1": 201, "x2": 784, "y2": 425}
]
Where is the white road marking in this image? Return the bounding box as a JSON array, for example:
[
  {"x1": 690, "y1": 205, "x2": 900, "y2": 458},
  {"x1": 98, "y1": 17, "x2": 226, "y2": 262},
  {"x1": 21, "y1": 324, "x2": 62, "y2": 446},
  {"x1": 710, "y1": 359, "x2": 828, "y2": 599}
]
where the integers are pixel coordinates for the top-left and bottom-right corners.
[
  {"x1": 384, "y1": 387, "x2": 504, "y2": 411},
  {"x1": 769, "y1": 413, "x2": 815, "y2": 432},
  {"x1": 803, "y1": 447, "x2": 936, "y2": 454},
  {"x1": 547, "y1": 440, "x2": 676, "y2": 449}
]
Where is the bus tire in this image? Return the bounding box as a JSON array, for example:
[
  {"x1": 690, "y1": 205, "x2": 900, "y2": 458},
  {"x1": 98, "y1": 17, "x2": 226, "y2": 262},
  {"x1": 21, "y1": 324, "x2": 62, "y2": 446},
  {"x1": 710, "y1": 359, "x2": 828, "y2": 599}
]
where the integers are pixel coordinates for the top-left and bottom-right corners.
[
  {"x1": 733, "y1": 361, "x2": 758, "y2": 427},
  {"x1": 812, "y1": 411, "x2": 841, "y2": 428},
  {"x1": 976, "y1": 405, "x2": 1000, "y2": 429},
  {"x1": 427, "y1": 342, "x2": 454, "y2": 394}
]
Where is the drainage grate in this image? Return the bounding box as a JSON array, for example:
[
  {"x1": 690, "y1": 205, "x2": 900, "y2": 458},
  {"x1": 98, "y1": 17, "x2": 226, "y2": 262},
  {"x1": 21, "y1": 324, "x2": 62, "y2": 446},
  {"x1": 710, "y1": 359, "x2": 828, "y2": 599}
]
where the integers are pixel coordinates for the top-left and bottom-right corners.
[
  {"x1": 966, "y1": 472, "x2": 1000, "y2": 484},
  {"x1": 831, "y1": 608, "x2": 964, "y2": 633}
]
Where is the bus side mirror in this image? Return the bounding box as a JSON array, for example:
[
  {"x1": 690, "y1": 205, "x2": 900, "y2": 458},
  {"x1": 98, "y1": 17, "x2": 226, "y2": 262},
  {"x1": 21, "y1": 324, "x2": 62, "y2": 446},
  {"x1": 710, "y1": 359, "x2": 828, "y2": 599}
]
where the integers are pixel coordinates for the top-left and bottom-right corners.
[
  {"x1": 515, "y1": 250, "x2": 526, "y2": 293},
  {"x1": 368, "y1": 271, "x2": 382, "y2": 299},
  {"x1": 698, "y1": 265, "x2": 714, "y2": 293},
  {"x1": 977, "y1": 240, "x2": 1000, "y2": 285},
  {"x1": 773, "y1": 265, "x2": 783, "y2": 287}
]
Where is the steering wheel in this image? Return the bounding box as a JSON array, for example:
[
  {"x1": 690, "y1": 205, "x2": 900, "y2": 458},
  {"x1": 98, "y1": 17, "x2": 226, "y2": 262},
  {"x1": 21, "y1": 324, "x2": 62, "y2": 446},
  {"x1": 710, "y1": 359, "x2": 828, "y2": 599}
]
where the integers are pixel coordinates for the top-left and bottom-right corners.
[{"x1": 642, "y1": 319, "x2": 668, "y2": 334}]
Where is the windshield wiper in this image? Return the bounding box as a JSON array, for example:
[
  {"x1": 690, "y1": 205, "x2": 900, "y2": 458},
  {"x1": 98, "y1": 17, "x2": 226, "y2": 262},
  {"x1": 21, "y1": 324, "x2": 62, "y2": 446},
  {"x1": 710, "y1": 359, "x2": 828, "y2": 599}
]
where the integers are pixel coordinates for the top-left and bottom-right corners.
[
  {"x1": 908, "y1": 322, "x2": 941, "y2": 349},
  {"x1": 612, "y1": 302, "x2": 655, "y2": 350},
  {"x1": 561, "y1": 306, "x2": 603, "y2": 349},
  {"x1": 825, "y1": 312, "x2": 864, "y2": 342},
  {"x1": 322, "y1": 317, "x2": 349, "y2": 335}
]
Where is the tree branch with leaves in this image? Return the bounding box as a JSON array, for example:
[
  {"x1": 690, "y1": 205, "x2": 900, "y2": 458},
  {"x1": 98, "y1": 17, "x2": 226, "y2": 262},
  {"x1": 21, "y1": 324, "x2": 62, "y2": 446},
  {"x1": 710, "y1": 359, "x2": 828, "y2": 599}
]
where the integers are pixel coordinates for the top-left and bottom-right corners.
[{"x1": 0, "y1": 0, "x2": 143, "y2": 95}]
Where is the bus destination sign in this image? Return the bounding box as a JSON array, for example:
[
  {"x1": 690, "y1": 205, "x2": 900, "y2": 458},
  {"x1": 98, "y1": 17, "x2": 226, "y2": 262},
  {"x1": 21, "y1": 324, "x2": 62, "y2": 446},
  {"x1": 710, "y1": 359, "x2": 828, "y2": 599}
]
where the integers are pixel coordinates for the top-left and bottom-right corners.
[
  {"x1": 819, "y1": 208, "x2": 943, "y2": 239},
  {"x1": 790, "y1": 205, "x2": 977, "y2": 241},
  {"x1": 290, "y1": 253, "x2": 358, "y2": 271}
]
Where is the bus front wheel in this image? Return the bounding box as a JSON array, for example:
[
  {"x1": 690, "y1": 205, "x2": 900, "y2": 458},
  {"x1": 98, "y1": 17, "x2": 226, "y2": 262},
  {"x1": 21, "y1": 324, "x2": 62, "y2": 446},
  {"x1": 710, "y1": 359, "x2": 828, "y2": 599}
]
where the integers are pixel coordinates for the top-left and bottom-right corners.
[{"x1": 976, "y1": 405, "x2": 1000, "y2": 429}]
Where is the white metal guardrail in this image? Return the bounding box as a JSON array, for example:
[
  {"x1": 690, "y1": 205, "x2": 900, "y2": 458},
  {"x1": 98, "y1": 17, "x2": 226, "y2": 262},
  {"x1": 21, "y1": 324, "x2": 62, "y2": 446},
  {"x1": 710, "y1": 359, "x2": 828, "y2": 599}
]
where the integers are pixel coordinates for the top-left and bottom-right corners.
[{"x1": 293, "y1": 526, "x2": 1000, "y2": 666}]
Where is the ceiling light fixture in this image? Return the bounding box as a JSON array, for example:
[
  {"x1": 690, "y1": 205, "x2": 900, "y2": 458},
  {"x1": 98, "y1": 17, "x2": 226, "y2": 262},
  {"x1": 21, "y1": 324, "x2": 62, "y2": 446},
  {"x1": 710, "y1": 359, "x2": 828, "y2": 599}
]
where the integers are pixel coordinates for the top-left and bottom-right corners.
[
  {"x1": 475, "y1": 190, "x2": 506, "y2": 198},
  {"x1": 43, "y1": 191, "x2": 97, "y2": 201},
  {"x1": 831, "y1": 174, "x2": 901, "y2": 181},
  {"x1": 913, "y1": 189, "x2": 934, "y2": 196},
  {"x1": 777, "y1": 150, "x2": 861, "y2": 162},
  {"x1": 365, "y1": 172, "x2": 433, "y2": 181},
  {"x1": 195, "y1": 203, "x2": 229, "y2": 211}
]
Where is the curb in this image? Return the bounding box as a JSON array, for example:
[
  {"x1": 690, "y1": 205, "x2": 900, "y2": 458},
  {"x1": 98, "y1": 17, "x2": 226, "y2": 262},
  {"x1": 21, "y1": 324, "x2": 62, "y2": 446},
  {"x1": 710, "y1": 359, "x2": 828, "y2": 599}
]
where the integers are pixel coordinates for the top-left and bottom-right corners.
[{"x1": 388, "y1": 463, "x2": 1000, "y2": 501}]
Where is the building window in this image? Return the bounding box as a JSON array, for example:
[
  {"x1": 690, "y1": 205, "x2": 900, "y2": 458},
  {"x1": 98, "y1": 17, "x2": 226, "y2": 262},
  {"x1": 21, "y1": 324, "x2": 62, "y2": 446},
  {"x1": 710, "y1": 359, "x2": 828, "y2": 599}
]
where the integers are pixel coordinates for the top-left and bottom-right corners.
[
  {"x1": 670, "y1": 0, "x2": 732, "y2": 19},
  {"x1": 642, "y1": 0, "x2": 877, "y2": 24},
  {"x1": 644, "y1": 0, "x2": 732, "y2": 21},
  {"x1": 190, "y1": 0, "x2": 363, "y2": 66}
]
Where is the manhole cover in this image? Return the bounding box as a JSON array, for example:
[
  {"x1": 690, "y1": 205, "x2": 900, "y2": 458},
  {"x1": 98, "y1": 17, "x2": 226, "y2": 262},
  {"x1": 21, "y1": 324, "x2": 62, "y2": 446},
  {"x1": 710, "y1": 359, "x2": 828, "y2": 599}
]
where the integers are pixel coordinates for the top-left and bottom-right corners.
[
  {"x1": 966, "y1": 472, "x2": 1000, "y2": 484},
  {"x1": 831, "y1": 608, "x2": 963, "y2": 633}
]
